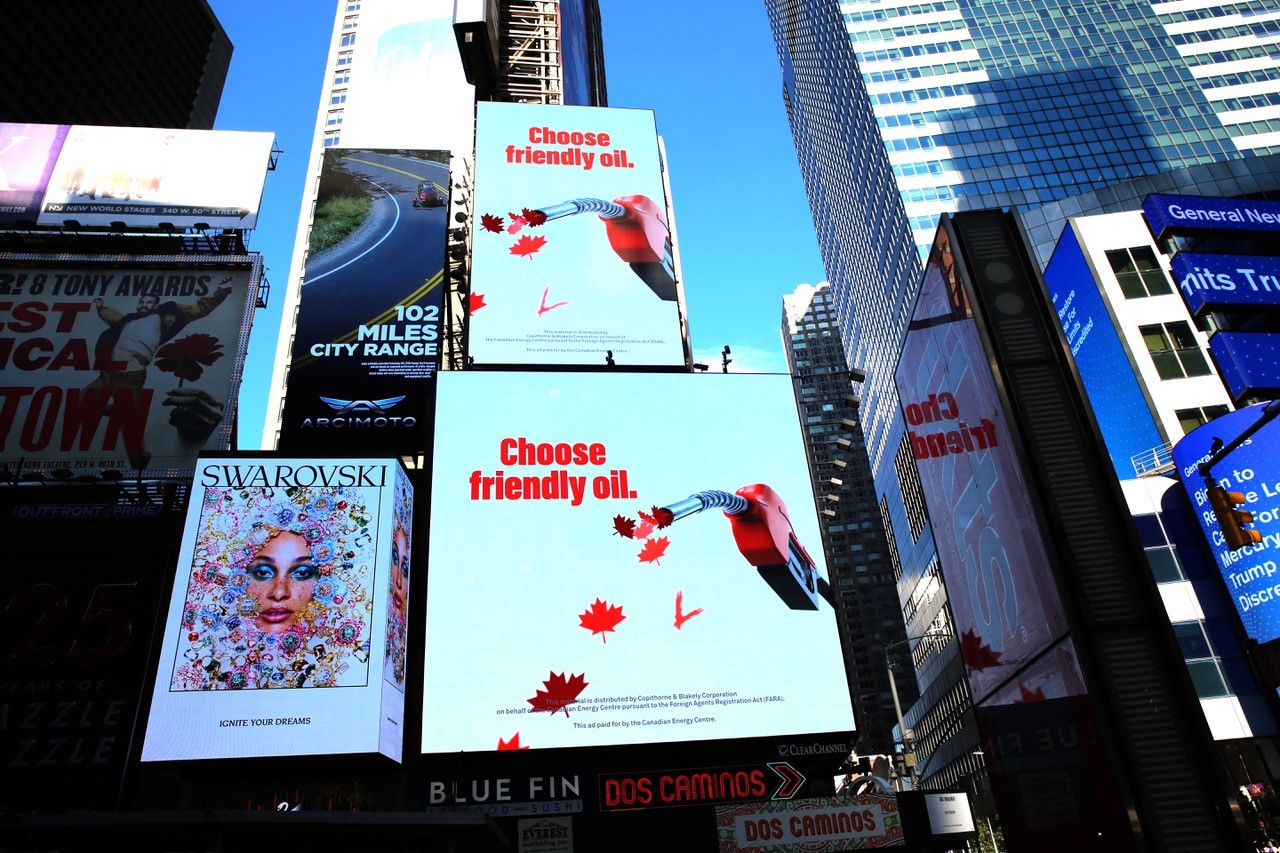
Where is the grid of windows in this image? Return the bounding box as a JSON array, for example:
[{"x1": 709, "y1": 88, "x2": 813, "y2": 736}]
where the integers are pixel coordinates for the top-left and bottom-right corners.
[
  {"x1": 1107, "y1": 246, "x2": 1173, "y2": 298},
  {"x1": 1140, "y1": 321, "x2": 1212, "y2": 379},
  {"x1": 1176, "y1": 405, "x2": 1231, "y2": 435}
]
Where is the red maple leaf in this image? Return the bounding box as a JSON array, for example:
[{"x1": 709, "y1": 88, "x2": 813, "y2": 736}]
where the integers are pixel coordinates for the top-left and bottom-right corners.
[
  {"x1": 497, "y1": 732, "x2": 530, "y2": 750},
  {"x1": 154, "y1": 333, "x2": 225, "y2": 385},
  {"x1": 480, "y1": 213, "x2": 504, "y2": 233},
  {"x1": 579, "y1": 598, "x2": 626, "y2": 643},
  {"x1": 527, "y1": 671, "x2": 588, "y2": 717},
  {"x1": 507, "y1": 212, "x2": 527, "y2": 234},
  {"x1": 633, "y1": 517, "x2": 656, "y2": 540},
  {"x1": 510, "y1": 234, "x2": 547, "y2": 258},
  {"x1": 522, "y1": 207, "x2": 548, "y2": 226},
  {"x1": 469, "y1": 292, "x2": 487, "y2": 314},
  {"x1": 674, "y1": 590, "x2": 704, "y2": 630},
  {"x1": 612, "y1": 515, "x2": 637, "y2": 538},
  {"x1": 638, "y1": 536, "x2": 669, "y2": 565},
  {"x1": 651, "y1": 506, "x2": 673, "y2": 528},
  {"x1": 1015, "y1": 684, "x2": 1046, "y2": 703},
  {"x1": 959, "y1": 628, "x2": 1003, "y2": 672}
]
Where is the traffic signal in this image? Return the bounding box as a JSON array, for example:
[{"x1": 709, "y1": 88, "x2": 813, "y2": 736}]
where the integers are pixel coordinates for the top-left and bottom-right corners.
[{"x1": 1207, "y1": 485, "x2": 1263, "y2": 550}]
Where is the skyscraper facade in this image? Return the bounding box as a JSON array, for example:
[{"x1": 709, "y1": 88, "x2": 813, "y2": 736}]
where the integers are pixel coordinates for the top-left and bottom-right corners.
[
  {"x1": 782, "y1": 282, "x2": 918, "y2": 759},
  {"x1": 836, "y1": 0, "x2": 1269, "y2": 253},
  {"x1": 3, "y1": 0, "x2": 231, "y2": 130}
]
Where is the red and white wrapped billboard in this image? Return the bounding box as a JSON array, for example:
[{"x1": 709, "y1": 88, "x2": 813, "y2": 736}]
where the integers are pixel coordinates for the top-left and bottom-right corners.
[{"x1": 0, "y1": 256, "x2": 259, "y2": 476}]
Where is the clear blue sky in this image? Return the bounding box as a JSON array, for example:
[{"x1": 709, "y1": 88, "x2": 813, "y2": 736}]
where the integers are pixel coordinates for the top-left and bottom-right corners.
[{"x1": 207, "y1": 0, "x2": 827, "y2": 449}]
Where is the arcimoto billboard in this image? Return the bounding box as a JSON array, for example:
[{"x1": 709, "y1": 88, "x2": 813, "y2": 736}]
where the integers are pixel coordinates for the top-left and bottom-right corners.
[
  {"x1": 279, "y1": 149, "x2": 448, "y2": 455},
  {"x1": 894, "y1": 226, "x2": 1069, "y2": 705},
  {"x1": 0, "y1": 257, "x2": 259, "y2": 476},
  {"x1": 141, "y1": 456, "x2": 413, "y2": 762},
  {"x1": 421, "y1": 372, "x2": 853, "y2": 753},
  {"x1": 0, "y1": 123, "x2": 275, "y2": 230},
  {"x1": 468, "y1": 103, "x2": 686, "y2": 368}
]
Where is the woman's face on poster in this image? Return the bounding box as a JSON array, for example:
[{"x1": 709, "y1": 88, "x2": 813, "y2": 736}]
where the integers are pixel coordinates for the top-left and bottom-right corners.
[
  {"x1": 247, "y1": 531, "x2": 318, "y2": 634},
  {"x1": 391, "y1": 525, "x2": 409, "y2": 617}
]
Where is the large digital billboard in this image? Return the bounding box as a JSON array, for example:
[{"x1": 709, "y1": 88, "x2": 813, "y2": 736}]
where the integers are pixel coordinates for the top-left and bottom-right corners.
[
  {"x1": 0, "y1": 123, "x2": 274, "y2": 230},
  {"x1": 468, "y1": 103, "x2": 687, "y2": 368},
  {"x1": 279, "y1": 148, "x2": 448, "y2": 455},
  {"x1": 894, "y1": 226, "x2": 1069, "y2": 705},
  {"x1": 1042, "y1": 225, "x2": 1165, "y2": 479},
  {"x1": 1174, "y1": 405, "x2": 1280, "y2": 653},
  {"x1": 1172, "y1": 252, "x2": 1280, "y2": 315},
  {"x1": 1144, "y1": 193, "x2": 1280, "y2": 241},
  {"x1": 421, "y1": 372, "x2": 853, "y2": 752},
  {"x1": 141, "y1": 456, "x2": 412, "y2": 762},
  {"x1": 336, "y1": 0, "x2": 475, "y2": 154},
  {"x1": 0, "y1": 257, "x2": 259, "y2": 476}
]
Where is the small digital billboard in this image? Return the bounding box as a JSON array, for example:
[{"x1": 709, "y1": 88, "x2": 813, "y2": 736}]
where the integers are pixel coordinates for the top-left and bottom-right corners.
[
  {"x1": 894, "y1": 225, "x2": 1069, "y2": 705},
  {"x1": 0, "y1": 123, "x2": 69, "y2": 224},
  {"x1": 141, "y1": 456, "x2": 412, "y2": 762},
  {"x1": 1173, "y1": 404, "x2": 1280, "y2": 654},
  {"x1": 468, "y1": 103, "x2": 686, "y2": 368},
  {"x1": 1043, "y1": 225, "x2": 1165, "y2": 479},
  {"x1": 279, "y1": 148, "x2": 448, "y2": 455},
  {"x1": 0, "y1": 257, "x2": 259, "y2": 476},
  {"x1": 1144, "y1": 193, "x2": 1280, "y2": 241},
  {"x1": 421, "y1": 372, "x2": 853, "y2": 753},
  {"x1": 19, "y1": 124, "x2": 274, "y2": 230}
]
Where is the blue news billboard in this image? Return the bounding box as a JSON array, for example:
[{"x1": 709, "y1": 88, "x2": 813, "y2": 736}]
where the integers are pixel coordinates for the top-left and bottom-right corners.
[
  {"x1": 1043, "y1": 225, "x2": 1165, "y2": 478},
  {"x1": 1144, "y1": 193, "x2": 1280, "y2": 241},
  {"x1": 1210, "y1": 332, "x2": 1280, "y2": 404},
  {"x1": 1172, "y1": 252, "x2": 1280, "y2": 315},
  {"x1": 1173, "y1": 405, "x2": 1280, "y2": 656}
]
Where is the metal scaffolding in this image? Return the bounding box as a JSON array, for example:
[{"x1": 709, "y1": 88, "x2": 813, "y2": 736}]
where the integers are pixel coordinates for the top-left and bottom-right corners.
[{"x1": 497, "y1": 0, "x2": 564, "y2": 105}]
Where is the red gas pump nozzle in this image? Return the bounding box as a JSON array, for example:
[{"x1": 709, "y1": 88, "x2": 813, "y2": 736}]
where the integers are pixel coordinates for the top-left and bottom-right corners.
[
  {"x1": 532, "y1": 196, "x2": 677, "y2": 301},
  {"x1": 655, "y1": 485, "x2": 831, "y2": 611}
]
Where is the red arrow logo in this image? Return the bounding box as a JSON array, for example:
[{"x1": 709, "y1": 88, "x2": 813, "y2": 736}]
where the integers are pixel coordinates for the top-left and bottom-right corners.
[{"x1": 768, "y1": 761, "x2": 806, "y2": 800}]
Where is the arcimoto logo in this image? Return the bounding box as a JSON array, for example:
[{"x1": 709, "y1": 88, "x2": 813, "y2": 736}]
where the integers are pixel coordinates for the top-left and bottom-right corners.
[{"x1": 301, "y1": 394, "x2": 418, "y2": 429}]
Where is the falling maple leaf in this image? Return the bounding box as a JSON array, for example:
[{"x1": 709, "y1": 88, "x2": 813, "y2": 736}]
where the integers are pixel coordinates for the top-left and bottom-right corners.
[
  {"x1": 579, "y1": 598, "x2": 626, "y2": 643},
  {"x1": 507, "y1": 212, "x2": 527, "y2": 234},
  {"x1": 651, "y1": 506, "x2": 674, "y2": 528},
  {"x1": 510, "y1": 234, "x2": 547, "y2": 258},
  {"x1": 638, "y1": 536, "x2": 670, "y2": 565},
  {"x1": 612, "y1": 515, "x2": 637, "y2": 538},
  {"x1": 527, "y1": 671, "x2": 588, "y2": 717},
  {"x1": 480, "y1": 213, "x2": 504, "y2": 233},
  {"x1": 1015, "y1": 684, "x2": 1045, "y2": 703},
  {"x1": 632, "y1": 517, "x2": 656, "y2": 540},
  {"x1": 154, "y1": 333, "x2": 225, "y2": 385},
  {"x1": 469, "y1": 292, "x2": 487, "y2": 314},
  {"x1": 959, "y1": 628, "x2": 1003, "y2": 672},
  {"x1": 674, "y1": 590, "x2": 704, "y2": 630},
  {"x1": 497, "y1": 732, "x2": 530, "y2": 750},
  {"x1": 522, "y1": 207, "x2": 548, "y2": 226}
]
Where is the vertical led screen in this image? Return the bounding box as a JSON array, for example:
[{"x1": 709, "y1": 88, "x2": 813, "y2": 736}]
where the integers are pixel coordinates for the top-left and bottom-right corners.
[
  {"x1": 1173, "y1": 404, "x2": 1280, "y2": 688},
  {"x1": 1042, "y1": 225, "x2": 1165, "y2": 479},
  {"x1": 468, "y1": 103, "x2": 687, "y2": 368},
  {"x1": 421, "y1": 372, "x2": 853, "y2": 752},
  {"x1": 0, "y1": 258, "x2": 259, "y2": 476},
  {"x1": 279, "y1": 149, "x2": 448, "y2": 455},
  {"x1": 336, "y1": 0, "x2": 475, "y2": 154},
  {"x1": 893, "y1": 227, "x2": 1069, "y2": 705},
  {"x1": 141, "y1": 456, "x2": 412, "y2": 761}
]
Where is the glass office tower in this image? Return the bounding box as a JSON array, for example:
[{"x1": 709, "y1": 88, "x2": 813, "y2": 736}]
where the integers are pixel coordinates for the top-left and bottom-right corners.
[{"x1": 836, "y1": 0, "x2": 1265, "y2": 254}]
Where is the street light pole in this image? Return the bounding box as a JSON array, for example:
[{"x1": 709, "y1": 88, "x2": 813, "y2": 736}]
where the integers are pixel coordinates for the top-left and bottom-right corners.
[{"x1": 883, "y1": 631, "x2": 951, "y2": 790}]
